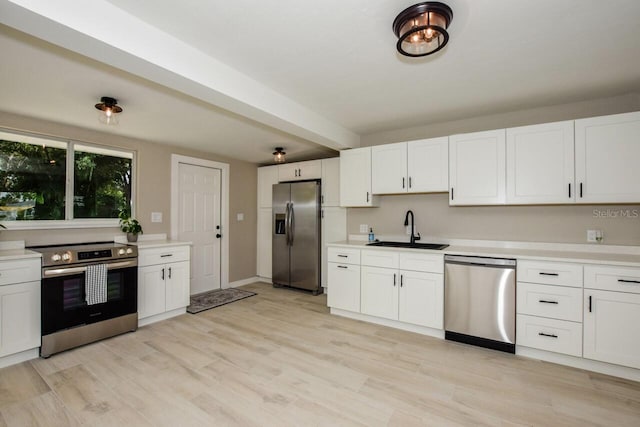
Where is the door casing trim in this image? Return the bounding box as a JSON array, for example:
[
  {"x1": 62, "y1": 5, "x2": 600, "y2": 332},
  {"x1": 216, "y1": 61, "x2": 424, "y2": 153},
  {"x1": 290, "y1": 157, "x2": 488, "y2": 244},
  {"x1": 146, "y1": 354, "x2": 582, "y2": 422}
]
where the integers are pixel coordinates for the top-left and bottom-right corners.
[{"x1": 170, "y1": 154, "x2": 229, "y2": 290}]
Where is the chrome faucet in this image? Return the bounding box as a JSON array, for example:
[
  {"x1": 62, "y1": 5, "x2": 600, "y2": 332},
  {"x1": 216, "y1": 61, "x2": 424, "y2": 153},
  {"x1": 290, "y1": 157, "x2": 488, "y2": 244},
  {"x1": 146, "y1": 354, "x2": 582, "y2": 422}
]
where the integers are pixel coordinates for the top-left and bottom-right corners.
[{"x1": 404, "y1": 210, "x2": 421, "y2": 244}]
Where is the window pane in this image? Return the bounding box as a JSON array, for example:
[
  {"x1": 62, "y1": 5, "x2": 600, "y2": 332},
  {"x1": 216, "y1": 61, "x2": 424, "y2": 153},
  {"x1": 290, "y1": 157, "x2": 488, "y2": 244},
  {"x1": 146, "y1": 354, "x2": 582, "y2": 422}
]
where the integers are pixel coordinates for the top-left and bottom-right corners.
[
  {"x1": 0, "y1": 135, "x2": 67, "y2": 221},
  {"x1": 73, "y1": 145, "x2": 132, "y2": 219}
]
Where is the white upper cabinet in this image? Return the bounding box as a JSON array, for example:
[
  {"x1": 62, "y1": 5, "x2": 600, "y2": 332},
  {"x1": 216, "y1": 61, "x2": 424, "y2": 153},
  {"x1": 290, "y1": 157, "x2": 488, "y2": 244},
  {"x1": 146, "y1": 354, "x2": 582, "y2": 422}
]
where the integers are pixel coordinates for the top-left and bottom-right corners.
[
  {"x1": 321, "y1": 157, "x2": 341, "y2": 206},
  {"x1": 371, "y1": 138, "x2": 448, "y2": 195},
  {"x1": 449, "y1": 129, "x2": 506, "y2": 205},
  {"x1": 506, "y1": 121, "x2": 575, "y2": 204},
  {"x1": 575, "y1": 111, "x2": 640, "y2": 203},
  {"x1": 407, "y1": 137, "x2": 449, "y2": 193},
  {"x1": 372, "y1": 142, "x2": 407, "y2": 194},
  {"x1": 278, "y1": 160, "x2": 321, "y2": 182},
  {"x1": 340, "y1": 147, "x2": 378, "y2": 207},
  {"x1": 257, "y1": 165, "x2": 279, "y2": 208}
]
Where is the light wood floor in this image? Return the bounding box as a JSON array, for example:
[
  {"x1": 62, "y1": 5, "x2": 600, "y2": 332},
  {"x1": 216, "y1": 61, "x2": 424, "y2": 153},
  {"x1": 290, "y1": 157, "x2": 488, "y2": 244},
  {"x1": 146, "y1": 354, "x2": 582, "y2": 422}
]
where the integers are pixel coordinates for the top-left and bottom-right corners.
[{"x1": 1, "y1": 282, "x2": 639, "y2": 426}]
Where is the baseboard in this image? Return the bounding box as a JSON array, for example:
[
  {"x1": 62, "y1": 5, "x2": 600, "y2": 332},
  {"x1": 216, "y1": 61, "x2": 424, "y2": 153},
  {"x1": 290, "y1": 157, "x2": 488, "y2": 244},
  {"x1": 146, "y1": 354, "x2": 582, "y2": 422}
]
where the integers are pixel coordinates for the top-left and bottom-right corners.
[
  {"x1": 330, "y1": 308, "x2": 445, "y2": 340},
  {"x1": 0, "y1": 348, "x2": 39, "y2": 369},
  {"x1": 138, "y1": 307, "x2": 186, "y2": 327},
  {"x1": 226, "y1": 276, "x2": 264, "y2": 288}
]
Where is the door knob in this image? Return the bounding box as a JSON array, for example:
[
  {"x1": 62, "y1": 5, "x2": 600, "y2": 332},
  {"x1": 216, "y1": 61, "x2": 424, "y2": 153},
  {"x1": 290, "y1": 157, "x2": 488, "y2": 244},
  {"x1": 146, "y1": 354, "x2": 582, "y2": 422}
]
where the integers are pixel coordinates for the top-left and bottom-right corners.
[{"x1": 216, "y1": 234, "x2": 222, "y2": 238}]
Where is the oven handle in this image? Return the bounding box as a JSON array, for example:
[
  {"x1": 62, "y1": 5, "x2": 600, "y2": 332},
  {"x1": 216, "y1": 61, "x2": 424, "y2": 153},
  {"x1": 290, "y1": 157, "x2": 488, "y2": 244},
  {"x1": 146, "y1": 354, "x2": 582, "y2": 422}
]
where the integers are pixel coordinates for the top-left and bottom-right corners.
[{"x1": 43, "y1": 260, "x2": 138, "y2": 278}]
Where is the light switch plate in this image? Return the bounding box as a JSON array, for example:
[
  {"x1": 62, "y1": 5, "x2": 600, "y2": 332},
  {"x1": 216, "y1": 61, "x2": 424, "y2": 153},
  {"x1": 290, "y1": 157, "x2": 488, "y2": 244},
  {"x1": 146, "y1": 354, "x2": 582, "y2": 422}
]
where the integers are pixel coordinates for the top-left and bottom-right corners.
[
  {"x1": 151, "y1": 212, "x2": 162, "y2": 223},
  {"x1": 587, "y1": 229, "x2": 602, "y2": 243},
  {"x1": 359, "y1": 224, "x2": 368, "y2": 233},
  {"x1": 237, "y1": 213, "x2": 244, "y2": 221}
]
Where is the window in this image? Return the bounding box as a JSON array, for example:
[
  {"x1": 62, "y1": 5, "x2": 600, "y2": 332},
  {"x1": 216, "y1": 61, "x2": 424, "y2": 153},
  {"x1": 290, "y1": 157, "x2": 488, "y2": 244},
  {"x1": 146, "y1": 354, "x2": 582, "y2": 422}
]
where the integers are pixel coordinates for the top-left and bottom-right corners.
[{"x1": 0, "y1": 130, "x2": 134, "y2": 227}]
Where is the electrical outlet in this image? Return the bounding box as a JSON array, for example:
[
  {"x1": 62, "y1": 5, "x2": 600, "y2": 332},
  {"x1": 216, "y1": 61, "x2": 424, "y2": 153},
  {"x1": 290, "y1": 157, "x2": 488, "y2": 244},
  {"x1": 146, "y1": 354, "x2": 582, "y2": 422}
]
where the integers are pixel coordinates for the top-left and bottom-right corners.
[
  {"x1": 151, "y1": 212, "x2": 162, "y2": 223},
  {"x1": 359, "y1": 224, "x2": 369, "y2": 233},
  {"x1": 587, "y1": 230, "x2": 602, "y2": 243}
]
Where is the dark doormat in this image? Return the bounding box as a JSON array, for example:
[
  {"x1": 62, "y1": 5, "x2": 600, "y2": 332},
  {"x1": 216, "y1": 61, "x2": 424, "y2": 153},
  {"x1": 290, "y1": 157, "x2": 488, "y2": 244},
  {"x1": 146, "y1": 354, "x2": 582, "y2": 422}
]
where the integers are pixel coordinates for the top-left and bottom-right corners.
[{"x1": 187, "y1": 288, "x2": 256, "y2": 314}]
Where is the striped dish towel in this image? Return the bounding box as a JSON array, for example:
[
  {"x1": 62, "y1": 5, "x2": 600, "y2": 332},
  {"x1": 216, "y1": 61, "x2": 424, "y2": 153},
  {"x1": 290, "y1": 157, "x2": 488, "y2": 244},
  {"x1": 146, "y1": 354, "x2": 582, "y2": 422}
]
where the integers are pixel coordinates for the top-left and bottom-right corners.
[{"x1": 85, "y1": 264, "x2": 108, "y2": 305}]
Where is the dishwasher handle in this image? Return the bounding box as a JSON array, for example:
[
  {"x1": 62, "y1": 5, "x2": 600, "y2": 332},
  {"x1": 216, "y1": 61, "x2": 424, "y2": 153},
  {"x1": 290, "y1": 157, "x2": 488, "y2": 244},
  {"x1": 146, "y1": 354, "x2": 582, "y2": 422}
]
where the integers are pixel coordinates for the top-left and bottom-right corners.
[{"x1": 444, "y1": 254, "x2": 516, "y2": 268}]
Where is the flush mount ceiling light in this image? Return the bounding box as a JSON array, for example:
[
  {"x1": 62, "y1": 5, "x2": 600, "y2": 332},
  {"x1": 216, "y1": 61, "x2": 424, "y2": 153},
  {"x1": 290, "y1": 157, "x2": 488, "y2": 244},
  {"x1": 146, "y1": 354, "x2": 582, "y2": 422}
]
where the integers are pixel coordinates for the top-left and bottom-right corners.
[
  {"x1": 273, "y1": 147, "x2": 286, "y2": 164},
  {"x1": 393, "y1": 2, "x2": 453, "y2": 57},
  {"x1": 94, "y1": 96, "x2": 123, "y2": 125}
]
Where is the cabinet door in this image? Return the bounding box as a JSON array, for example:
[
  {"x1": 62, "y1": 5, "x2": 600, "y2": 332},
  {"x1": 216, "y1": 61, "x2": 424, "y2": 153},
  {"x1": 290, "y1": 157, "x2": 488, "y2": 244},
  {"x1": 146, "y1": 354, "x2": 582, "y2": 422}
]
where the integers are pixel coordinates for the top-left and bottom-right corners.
[
  {"x1": 340, "y1": 147, "x2": 377, "y2": 207},
  {"x1": 584, "y1": 290, "x2": 640, "y2": 369},
  {"x1": 278, "y1": 160, "x2": 321, "y2": 182},
  {"x1": 297, "y1": 160, "x2": 321, "y2": 180},
  {"x1": 407, "y1": 137, "x2": 449, "y2": 193},
  {"x1": 166, "y1": 261, "x2": 191, "y2": 311},
  {"x1": 575, "y1": 111, "x2": 640, "y2": 203},
  {"x1": 371, "y1": 142, "x2": 407, "y2": 194},
  {"x1": 257, "y1": 207, "x2": 273, "y2": 279},
  {"x1": 399, "y1": 271, "x2": 443, "y2": 329},
  {"x1": 506, "y1": 121, "x2": 574, "y2": 204},
  {"x1": 321, "y1": 207, "x2": 347, "y2": 287},
  {"x1": 277, "y1": 163, "x2": 299, "y2": 182},
  {"x1": 257, "y1": 165, "x2": 279, "y2": 208},
  {"x1": 138, "y1": 265, "x2": 166, "y2": 319},
  {"x1": 321, "y1": 158, "x2": 341, "y2": 206},
  {"x1": 449, "y1": 129, "x2": 506, "y2": 205},
  {"x1": 361, "y1": 266, "x2": 398, "y2": 320},
  {"x1": 0, "y1": 281, "x2": 40, "y2": 357},
  {"x1": 327, "y1": 263, "x2": 360, "y2": 312}
]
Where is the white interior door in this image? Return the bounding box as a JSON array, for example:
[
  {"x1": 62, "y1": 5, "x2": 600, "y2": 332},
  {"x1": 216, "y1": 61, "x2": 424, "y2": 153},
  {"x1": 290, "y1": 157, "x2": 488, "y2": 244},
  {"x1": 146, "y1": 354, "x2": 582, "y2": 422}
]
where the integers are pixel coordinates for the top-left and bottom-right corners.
[{"x1": 178, "y1": 163, "x2": 221, "y2": 294}]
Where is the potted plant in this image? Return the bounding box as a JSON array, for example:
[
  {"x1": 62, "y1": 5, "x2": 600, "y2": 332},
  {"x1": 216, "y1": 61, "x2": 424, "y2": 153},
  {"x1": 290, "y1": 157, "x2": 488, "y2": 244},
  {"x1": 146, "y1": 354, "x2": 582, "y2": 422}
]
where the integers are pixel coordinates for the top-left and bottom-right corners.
[{"x1": 119, "y1": 211, "x2": 143, "y2": 242}]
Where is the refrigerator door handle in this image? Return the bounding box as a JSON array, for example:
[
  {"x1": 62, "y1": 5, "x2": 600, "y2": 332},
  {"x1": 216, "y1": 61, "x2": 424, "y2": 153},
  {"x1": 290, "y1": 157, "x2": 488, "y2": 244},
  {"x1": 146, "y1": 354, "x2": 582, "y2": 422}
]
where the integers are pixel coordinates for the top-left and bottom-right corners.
[
  {"x1": 285, "y1": 202, "x2": 291, "y2": 246},
  {"x1": 289, "y1": 203, "x2": 295, "y2": 246}
]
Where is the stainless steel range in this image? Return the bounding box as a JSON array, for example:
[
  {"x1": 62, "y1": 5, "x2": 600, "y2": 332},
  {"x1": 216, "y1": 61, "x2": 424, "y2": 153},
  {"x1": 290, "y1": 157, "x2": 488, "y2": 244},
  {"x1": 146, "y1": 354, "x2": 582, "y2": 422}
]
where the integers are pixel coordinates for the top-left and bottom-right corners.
[{"x1": 29, "y1": 242, "x2": 138, "y2": 357}]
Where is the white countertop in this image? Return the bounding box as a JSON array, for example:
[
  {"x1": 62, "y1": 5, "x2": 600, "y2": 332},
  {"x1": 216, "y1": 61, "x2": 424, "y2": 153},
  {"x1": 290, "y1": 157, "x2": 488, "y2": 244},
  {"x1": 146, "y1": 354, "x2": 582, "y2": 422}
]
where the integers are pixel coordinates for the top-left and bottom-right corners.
[
  {"x1": 328, "y1": 240, "x2": 640, "y2": 267},
  {"x1": 114, "y1": 234, "x2": 191, "y2": 249},
  {"x1": 0, "y1": 248, "x2": 42, "y2": 262},
  {"x1": 129, "y1": 239, "x2": 192, "y2": 249}
]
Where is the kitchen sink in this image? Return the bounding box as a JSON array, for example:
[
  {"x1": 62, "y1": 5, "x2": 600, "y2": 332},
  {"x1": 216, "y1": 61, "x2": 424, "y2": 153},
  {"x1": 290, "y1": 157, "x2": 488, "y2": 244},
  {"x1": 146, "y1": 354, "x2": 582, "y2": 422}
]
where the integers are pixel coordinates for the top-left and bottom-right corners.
[{"x1": 366, "y1": 241, "x2": 449, "y2": 250}]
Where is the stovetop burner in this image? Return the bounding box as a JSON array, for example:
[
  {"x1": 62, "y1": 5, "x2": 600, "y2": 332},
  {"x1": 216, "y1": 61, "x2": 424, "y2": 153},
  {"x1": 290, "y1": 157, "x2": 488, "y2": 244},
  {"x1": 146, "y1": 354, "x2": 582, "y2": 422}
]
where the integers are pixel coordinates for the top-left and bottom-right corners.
[{"x1": 28, "y1": 241, "x2": 137, "y2": 267}]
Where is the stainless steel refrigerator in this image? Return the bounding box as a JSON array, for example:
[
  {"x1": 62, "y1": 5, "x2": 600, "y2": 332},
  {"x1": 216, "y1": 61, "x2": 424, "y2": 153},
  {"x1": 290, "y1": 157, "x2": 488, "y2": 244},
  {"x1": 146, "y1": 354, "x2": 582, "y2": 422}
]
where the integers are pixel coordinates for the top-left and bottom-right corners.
[{"x1": 272, "y1": 181, "x2": 322, "y2": 295}]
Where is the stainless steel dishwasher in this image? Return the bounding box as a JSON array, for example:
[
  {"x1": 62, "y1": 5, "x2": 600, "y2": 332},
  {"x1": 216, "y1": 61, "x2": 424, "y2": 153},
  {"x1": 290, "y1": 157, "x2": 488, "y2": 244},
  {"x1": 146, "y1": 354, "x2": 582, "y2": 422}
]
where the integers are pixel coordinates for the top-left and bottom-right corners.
[{"x1": 444, "y1": 255, "x2": 517, "y2": 353}]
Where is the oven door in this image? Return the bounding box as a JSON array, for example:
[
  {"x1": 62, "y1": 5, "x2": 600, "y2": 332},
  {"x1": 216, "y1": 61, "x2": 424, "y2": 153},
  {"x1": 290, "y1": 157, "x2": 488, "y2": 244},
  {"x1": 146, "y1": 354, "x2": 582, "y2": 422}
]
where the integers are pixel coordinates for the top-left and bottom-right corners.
[{"x1": 41, "y1": 260, "x2": 138, "y2": 336}]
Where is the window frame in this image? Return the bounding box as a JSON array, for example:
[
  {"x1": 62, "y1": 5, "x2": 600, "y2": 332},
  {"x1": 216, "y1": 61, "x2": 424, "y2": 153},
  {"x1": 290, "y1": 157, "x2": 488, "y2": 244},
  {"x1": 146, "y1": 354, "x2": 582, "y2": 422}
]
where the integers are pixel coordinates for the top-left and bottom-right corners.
[{"x1": 0, "y1": 128, "x2": 137, "y2": 230}]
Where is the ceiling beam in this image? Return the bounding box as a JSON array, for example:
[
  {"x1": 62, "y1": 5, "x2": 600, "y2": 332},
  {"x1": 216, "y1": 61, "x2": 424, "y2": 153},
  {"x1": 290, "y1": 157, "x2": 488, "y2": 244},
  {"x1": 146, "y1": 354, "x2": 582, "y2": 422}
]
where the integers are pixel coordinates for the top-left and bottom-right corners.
[{"x1": 0, "y1": 0, "x2": 360, "y2": 150}]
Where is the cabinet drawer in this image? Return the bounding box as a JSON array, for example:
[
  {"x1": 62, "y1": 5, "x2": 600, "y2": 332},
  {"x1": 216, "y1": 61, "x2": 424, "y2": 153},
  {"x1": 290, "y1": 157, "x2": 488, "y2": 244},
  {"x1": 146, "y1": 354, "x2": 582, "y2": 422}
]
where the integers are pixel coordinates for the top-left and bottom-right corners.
[
  {"x1": 0, "y1": 259, "x2": 41, "y2": 286},
  {"x1": 516, "y1": 282, "x2": 582, "y2": 322},
  {"x1": 584, "y1": 265, "x2": 640, "y2": 294},
  {"x1": 327, "y1": 247, "x2": 360, "y2": 265},
  {"x1": 138, "y1": 246, "x2": 190, "y2": 266},
  {"x1": 361, "y1": 250, "x2": 399, "y2": 269},
  {"x1": 399, "y1": 252, "x2": 443, "y2": 273},
  {"x1": 516, "y1": 314, "x2": 582, "y2": 357},
  {"x1": 517, "y1": 260, "x2": 583, "y2": 288}
]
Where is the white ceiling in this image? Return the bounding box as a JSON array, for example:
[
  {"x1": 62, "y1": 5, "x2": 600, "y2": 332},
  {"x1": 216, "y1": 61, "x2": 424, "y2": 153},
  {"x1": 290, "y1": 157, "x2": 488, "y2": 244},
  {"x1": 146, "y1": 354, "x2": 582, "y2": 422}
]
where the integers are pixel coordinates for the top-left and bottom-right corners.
[{"x1": 1, "y1": 0, "x2": 640, "y2": 164}]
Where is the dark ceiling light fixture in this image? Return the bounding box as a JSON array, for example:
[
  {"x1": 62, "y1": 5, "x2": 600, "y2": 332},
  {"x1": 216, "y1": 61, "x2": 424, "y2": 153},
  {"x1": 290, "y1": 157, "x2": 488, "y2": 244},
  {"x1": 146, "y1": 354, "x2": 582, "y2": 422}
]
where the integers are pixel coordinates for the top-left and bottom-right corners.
[
  {"x1": 393, "y1": 2, "x2": 453, "y2": 57},
  {"x1": 273, "y1": 147, "x2": 286, "y2": 164},
  {"x1": 94, "y1": 96, "x2": 123, "y2": 125}
]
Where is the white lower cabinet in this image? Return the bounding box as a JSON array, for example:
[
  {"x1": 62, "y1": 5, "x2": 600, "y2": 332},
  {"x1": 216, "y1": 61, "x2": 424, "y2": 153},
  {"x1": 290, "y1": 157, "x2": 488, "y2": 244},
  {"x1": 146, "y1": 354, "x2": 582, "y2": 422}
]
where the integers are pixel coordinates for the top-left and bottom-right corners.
[
  {"x1": 361, "y1": 266, "x2": 398, "y2": 319},
  {"x1": 360, "y1": 250, "x2": 443, "y2": 329},
  {"x1": 398, "y1": 270, "x2": 443, "y2": 329},
  {"x1": 515, "y1": 260, "x2": 583, "y2": 357},
  {"x1": 327, "y1": 263, "x2": 361, "y2": 312},
  {"x1": 0, "y1": 258, "x2": 41, "y2": 361},
  {"x1": 138, "y1": 245, "x2": 190, "y2": 324},
  {"x1": 516, "y1": 314, "x2": 582, "y2": 357},
  {"x1": 327, "y1": 247, "x2": 361, "y2": 312},
  {"x1": 0, "y1": 280, "x2": 40, "y2": 358},
  {"x1": 583, "y1": 264, "x2": 640, "y2": 370}
]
